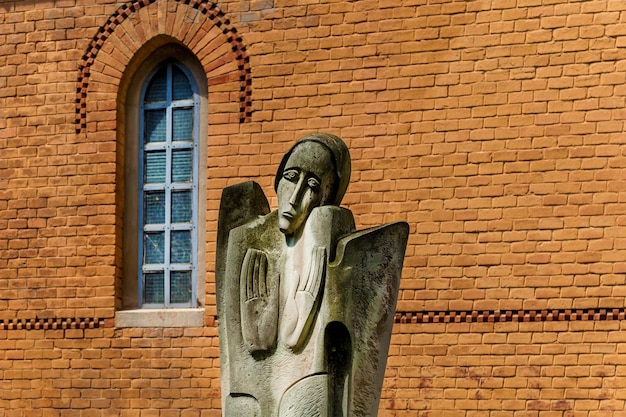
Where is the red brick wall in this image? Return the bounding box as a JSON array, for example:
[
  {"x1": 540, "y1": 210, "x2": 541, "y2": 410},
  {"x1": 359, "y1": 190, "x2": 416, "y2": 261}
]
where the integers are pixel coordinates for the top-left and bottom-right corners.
[{"x1": 1, "y1": 0, "x2": 626, "y2": 415}]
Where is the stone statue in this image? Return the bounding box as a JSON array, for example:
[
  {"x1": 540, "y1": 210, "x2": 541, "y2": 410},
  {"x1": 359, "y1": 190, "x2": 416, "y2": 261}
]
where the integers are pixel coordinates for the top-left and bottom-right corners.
[{"x1": 216, "y1": 133, "x2": 409, "y2": 417}]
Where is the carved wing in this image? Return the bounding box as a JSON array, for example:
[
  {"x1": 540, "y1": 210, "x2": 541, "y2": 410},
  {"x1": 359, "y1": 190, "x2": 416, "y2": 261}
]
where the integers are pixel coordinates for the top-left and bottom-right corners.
[
  {"x1": 216, "y1": 181, "x2": 270, "y2": 313},
  {"x1": 327, "y1": 221, "x2": 409, "y2": 417},
  {"x1": 216, "y1": 181, "x2": 270, "y2": 412}
]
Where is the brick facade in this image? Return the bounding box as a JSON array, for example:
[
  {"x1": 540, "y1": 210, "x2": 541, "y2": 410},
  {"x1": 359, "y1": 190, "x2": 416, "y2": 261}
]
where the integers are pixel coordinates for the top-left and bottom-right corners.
[{"x1": 1, "y1": 0, "x2": 626, "y2": 415}]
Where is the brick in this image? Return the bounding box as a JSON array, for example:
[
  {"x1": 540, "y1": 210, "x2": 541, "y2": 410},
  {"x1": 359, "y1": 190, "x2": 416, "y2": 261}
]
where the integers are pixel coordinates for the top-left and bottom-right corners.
[{"x1": 1, "y1": 0, "x2": 626, "y2": 415}]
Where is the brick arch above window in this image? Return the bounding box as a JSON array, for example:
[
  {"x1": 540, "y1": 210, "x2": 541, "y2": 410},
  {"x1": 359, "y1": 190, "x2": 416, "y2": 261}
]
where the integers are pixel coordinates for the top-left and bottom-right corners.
[{"x1": 76, "y1": 0, "x2": 252, "y2": 134}]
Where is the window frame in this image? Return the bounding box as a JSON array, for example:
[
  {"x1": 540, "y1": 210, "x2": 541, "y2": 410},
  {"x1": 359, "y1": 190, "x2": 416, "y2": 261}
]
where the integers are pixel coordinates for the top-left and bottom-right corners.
[{"x1": 137, "y1": 61, "x2": 200, "y2": 309}]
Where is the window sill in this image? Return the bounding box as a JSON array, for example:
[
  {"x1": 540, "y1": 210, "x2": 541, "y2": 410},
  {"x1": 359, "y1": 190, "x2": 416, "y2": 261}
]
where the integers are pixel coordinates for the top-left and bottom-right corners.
[{"x1": 115, "y1": 308, "x2": 205, "y2": 328}]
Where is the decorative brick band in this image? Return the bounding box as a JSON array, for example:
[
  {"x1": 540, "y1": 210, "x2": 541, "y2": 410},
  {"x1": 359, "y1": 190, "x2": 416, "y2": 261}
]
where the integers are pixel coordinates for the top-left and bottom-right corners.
[
  {"x1": 0, "y1": 318, "x2": 104, "y2": 331},
  {"x1": 76, "y1": 0, "x2": 252, "y2": 133},
  {"x1": 394, "y1": 309, "x2": 626, "y2": 324},
  {"x1": 4, "y1": 310, "x2": 624, "y2": 330}
]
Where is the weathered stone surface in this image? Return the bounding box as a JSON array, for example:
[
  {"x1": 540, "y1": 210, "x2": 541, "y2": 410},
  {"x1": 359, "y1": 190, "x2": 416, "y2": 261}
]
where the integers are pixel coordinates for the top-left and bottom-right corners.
[{"x1": 216, "y1": 133, "x2": 409, "y2": 416}]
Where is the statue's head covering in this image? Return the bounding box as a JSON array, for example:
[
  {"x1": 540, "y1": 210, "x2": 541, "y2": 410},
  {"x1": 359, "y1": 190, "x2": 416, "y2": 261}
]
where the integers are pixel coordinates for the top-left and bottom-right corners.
[{"x1": 274, "y1": 132, "x2": 351, "y2": 206}]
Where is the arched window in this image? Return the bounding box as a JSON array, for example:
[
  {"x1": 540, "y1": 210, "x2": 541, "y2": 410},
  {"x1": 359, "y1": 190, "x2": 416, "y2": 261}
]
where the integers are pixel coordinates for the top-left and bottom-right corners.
[
  {"x1": 138, "y1": 61, "x2": 199, "y2": 308},
  {"x1": 116, "y1": 43, "x2": 207, "y2": 327}
]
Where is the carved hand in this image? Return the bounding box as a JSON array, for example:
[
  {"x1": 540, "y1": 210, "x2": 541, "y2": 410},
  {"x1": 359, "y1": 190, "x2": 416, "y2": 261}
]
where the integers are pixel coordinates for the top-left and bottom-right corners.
[
  {"x1": 240, "y1": 248, "x2": 278, "y2": 353},
  {"x1": 284, "y1": 246, "x2": 326, "y2": 350}
]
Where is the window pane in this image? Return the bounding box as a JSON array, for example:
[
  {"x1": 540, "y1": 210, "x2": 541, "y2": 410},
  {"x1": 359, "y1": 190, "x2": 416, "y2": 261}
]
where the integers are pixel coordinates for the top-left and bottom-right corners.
[
  {"x1": 145, "y1": 151, "x2": 166, "y2": 184},
  {"x1": 171, "y1": 271, "x2": 191, "y2": 304},
  {"x1": 171, "y1": 231, "x2": 191, "y2": 264},
  {"x1": 144, "y1": 232, "x2": 165, "y2": 264},
  {"x1": 144, "y1": 272, "x2": 165, "y2": 304},
  {"x1": 173, "y1": 108, "x2": 193, "y2": 142},
  {"x1": 145, "y1": 191, "x2": 165, "y2": 224},
  {"x1": 172, "y1": 191, "x2": 192, "y2": 223},
  {"x1": 139, "y1": 61, "x2": 198, "y2": 309},
  {"x1": 172, "y1": 149, "x2": 192, "y2": 183},
  {"x1": 145, "y1": 67, "x2": 167, "y2": 104},
  {"x1": 172, "y1": 66, "x2": 192, "y2": 101},
  {"x1": 145, "y1": 110, "x2": 166, "y2": 143}
]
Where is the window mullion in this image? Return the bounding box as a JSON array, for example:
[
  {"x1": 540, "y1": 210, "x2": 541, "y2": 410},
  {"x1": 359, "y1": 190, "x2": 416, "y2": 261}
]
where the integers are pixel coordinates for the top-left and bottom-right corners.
[
  {"x1": 191, "y1": 92, "x2": 199, "y2": 307},
  {"x1": 138, "y1": 97, "x2": 146, "y2": 308},
  {"x1": 164, "y1": 63, "x2": 173, "y2": 308}
]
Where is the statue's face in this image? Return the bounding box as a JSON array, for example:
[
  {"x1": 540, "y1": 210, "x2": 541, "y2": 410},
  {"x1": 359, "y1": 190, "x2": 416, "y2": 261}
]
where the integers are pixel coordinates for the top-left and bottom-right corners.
[{"x1": 277, "y1": 141, "x2": 336, "y2": 237}]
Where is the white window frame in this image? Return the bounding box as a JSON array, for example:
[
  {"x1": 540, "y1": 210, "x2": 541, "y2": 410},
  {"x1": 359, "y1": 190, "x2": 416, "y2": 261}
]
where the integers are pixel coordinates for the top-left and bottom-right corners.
[{"x1": 137, "y1": 61, "x2": 199, "y2": 309}]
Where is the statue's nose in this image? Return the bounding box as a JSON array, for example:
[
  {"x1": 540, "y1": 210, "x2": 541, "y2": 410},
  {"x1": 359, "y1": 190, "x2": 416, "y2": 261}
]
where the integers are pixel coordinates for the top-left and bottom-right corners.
[{"x1": 288, "y1": 175, "x2": 306, "y2": 206}]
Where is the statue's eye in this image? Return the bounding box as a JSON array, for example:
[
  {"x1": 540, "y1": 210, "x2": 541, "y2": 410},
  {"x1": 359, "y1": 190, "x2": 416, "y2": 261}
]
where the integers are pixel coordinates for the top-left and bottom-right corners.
[
  {"x1": 283, "y1": 169, "x2": 298, "y2": 182},
  {"x1": 307, "y1": 177, "x2": 320, "y2": 191}
]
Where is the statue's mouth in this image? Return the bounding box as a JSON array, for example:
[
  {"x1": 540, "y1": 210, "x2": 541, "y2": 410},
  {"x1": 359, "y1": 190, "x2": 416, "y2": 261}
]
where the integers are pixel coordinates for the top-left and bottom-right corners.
[{"x1": 281, "y1": 211, "x2": 295, "y2": 220}]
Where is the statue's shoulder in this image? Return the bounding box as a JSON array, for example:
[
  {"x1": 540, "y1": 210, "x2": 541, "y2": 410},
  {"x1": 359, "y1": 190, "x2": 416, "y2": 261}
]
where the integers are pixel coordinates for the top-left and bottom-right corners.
[
  {"x1": 217, "y1": 181, "x2": 270, "y2": 247},
  {"x1": 229, "y1": 210, "x2": 280, "y2": 244},
  {"x1": 218, "y1": 181, "x2": 270, "y2": 234},
  {"x1": 332, "y1": 221, "x2": 409, "y2": 267},
  {"x1": 309, "y1": 205, "x2": 352, "y2": 221},
  {"x1": 301, "y1": 206, "x2": 356, "y2": 259}
]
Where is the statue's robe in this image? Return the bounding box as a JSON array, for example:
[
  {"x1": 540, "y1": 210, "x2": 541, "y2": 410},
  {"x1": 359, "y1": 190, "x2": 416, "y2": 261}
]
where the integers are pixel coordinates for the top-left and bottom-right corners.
[{"x1": 216, "y1": 181, "x2": 409, "y2": 417}]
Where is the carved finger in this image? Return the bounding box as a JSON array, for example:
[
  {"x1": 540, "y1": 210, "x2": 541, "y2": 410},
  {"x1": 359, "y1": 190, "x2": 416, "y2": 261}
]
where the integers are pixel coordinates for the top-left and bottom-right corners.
[
  {"x1": 242, "y1": 249, "x2": 254, "y2": 300},
  {"x1": 297, "y1": 255, "x2": 309, "y2": 293},
  {"x1": 304, "y1": 248, "x2": 318, "y2": 293},
  {"x1": 308, "y1": 247, "x2": 326, "y2": 295},
  {"x1": 259, "y1": 251, "x2": 267, "y2": 297},
  {"x1": 305, "y1": 246, "x2": 320, "y2": 293},
  {"x1": 300, "y1": 246, "x2": 325, "y2": 294},
  {"x1": 253, "y1": 251, "x2": 261, "y2": 298}
]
